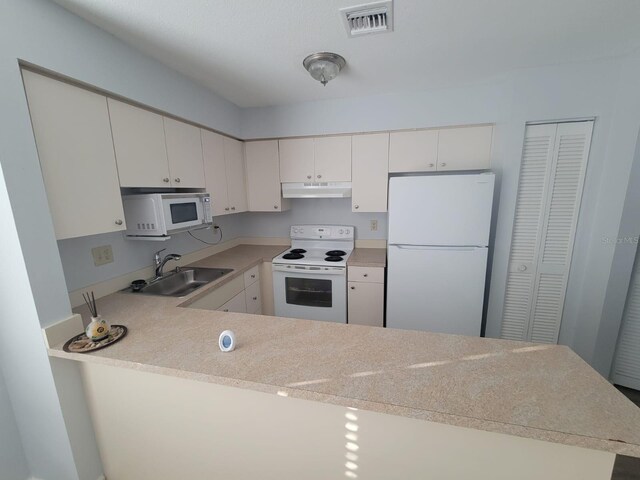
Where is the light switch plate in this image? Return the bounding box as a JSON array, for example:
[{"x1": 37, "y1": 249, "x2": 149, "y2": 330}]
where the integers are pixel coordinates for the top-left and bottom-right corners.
[
  {"x1": 92, "y1": 245, "x2": 114, "y2": 266},
  {"x1": 370, "y1": 220, "x2": 378, "y2": 231}
]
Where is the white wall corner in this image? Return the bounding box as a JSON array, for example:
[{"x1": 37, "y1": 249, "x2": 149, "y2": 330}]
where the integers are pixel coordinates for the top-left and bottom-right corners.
[{"x1": 42, "y1": 313, "x2": 84, "y2": 348}]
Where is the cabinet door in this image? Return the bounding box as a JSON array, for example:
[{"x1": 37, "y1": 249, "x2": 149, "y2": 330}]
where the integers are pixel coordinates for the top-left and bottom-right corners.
[
  {"x1": 278, "y1": 138, "x2": 314, "y2": 182},
  {"x1": 313, "y1": 136, "x2": 352, "y2": 181},
  {"x1": 348, "y1": 282, "x2": 384, "y2": 327},
  {"x1": 201, "y1": 129, "x2": 229, "y2": 216},
  {"x1": 23, "y1": 71, "x2": 126, "y2": 240},
  {"x1": 389, "y1": 130, "x2": 438, "y2": 172},
  {"x1": 218, "y1": 291, "x2": 247, "y2": 313},
  {"x1": 245, "y1": 281, "x2": 262, "y2": 314},
  {"x1": 245, "y1": 140, "x2": 286, "y2": 212},
  {"x1": 163, "y1": 117, "x2": 205, "y2": 188},
  {"x1": 352, "y1": 133, "x2": 389, "y2": 212},
  {"x1": 107, "y1": 99, "x2": 170, "y2": 188},
  {"x1": 224, "y1": 137, "x2": 248, "y2": 213},
  {"x1": 437, "y1": 125, "x2": 492, "y2": 171}
]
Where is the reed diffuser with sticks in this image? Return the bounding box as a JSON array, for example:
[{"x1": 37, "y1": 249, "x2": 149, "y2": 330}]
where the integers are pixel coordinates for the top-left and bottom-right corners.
[{"x1": 83, "y1": 291, "x2": 110, "y2": 341}]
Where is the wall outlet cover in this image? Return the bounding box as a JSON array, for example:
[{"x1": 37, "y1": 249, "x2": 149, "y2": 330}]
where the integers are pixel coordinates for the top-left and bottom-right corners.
[
  {"x1": 370, "y1": 220, "x2": 378, "y2": 231},
  {"x1": 92, "y1": 245, "x2": 114, "y2": 266}
]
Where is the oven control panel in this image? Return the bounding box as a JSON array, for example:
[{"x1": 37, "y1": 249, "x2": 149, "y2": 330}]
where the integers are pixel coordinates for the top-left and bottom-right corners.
[{"x1": 290, "y1": 225, "x2": 354, "y2": 240}]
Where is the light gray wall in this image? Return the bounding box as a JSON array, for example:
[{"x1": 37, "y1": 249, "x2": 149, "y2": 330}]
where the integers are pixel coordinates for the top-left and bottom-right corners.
[
  {"x1": 58, "y1": 198, "x2": 386, "y2": 291},
  {"x1": 240, "y1": 56, "x2": 640, "y2": 377},
  {"x1": 0, "y1": 367, "x2": 29, "y2": 480},
  {"x1": 0, "y1": 0, "x2": 243, "y2": 477}
]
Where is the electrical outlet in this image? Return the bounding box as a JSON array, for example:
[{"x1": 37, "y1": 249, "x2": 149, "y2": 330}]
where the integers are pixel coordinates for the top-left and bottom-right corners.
[
  {"x1": 370, "y1": 220, "x2": 378, "y2": 231},
  {"x1": 92, "y1": 245, "x2": 114, "y2": 266}
]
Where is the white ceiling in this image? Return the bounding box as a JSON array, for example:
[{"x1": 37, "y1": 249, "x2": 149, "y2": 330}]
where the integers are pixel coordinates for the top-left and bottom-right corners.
[{"x1": 52, "y1": 0, "x2": 640, "y2": 108}]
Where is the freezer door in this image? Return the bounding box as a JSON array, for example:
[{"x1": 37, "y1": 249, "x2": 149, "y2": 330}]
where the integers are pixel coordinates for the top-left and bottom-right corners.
[
  {"x1": 388, "y1": 174, "x2": 495, "y2": 246},
  {"x1": 386, "y1": 244, "x2": 488, "y2": 336}
]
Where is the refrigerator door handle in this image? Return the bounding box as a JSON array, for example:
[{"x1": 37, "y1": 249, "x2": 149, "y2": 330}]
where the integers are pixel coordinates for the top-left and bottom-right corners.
[{"x1": 392, "y1": 244, "x2": 485, "y2": 251}]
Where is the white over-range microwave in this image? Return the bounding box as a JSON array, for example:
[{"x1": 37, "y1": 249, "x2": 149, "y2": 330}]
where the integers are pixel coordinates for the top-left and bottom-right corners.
[{"x1": 122, "y1": 193, "x2": 212, "y2": 238}]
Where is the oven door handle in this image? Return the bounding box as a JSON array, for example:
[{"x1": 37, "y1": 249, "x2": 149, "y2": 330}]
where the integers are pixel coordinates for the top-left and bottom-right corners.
[{"x1": 272, "y1": 264, "x2": 346, "y2": 276}]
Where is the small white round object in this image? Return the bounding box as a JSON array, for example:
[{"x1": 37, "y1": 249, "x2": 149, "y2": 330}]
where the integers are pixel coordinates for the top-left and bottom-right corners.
[{"x1": 218, "y1": 330, "x2": 236, "y2": 352}]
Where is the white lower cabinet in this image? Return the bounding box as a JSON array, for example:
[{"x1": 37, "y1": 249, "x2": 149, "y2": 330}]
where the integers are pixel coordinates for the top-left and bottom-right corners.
[
  {"x1": 347, "y1": 266, "x2": 385, "y2": 327},
  {"x1": 188, "y1": 265, "x2": 262, "y2": 315},
  {"x1": 218, "y1": 291, "x2": 247, "y2": 313}
]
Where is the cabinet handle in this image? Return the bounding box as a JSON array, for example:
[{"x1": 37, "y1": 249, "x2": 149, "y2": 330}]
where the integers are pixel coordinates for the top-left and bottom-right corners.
[
  {"x1": 162, "y1": 177, "x2": 170, "y2": 183},
  {"x1": 317, "y1": 174, "x2": 322, "y2": 179},
  {"x1": 225, "y1": 207, "x2": 230, "y2": 211},
  {"x1": 273, "y1": 205, "x2": 278, "y2": 209},
  {"x1": 251, "y1": 274, "x2": 256, "y2": 279},
  {"x1": 115, "y1": 219, "x2": 123, "y2": 226},
  {"x1": 252, "y1": 296, "x2": 257, "y2": 301},
  {"x1": 231, "y1": 206, "x2": 236, "y2": 210},
  {"x1": 174, "y1": 178, "x2": 181, "y2": 183},
  {"x1": 223, "y1": 309, "x2": 229, "y2": 312},
  {"x1": 354, "y1": 205, "x2": 359, "y2": 209},
  {"x1": 428, "y1": 163, "x2": 435, "y2": 168},
  {"x1": 350, "y1": 286, "x2": 355, "y2": 290},
  {"x1": 440, "y1": 163, "x2": 446, "y2": 167},
  {"x1": 363, "y1": 274, "x2": 368, "y2": 277}
]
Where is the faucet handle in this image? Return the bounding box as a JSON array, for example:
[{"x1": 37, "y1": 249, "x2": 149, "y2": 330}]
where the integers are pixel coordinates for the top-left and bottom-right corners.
[{"x1": 154, "y1": 248, "x2": 166, "y2": 257}]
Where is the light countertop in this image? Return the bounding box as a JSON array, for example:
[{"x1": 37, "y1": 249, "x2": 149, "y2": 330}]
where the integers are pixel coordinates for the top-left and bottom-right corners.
[
  {"x1": 48, "y1": 244, "x2": 640, "y2": 458},
  {"x1": 347, "y1": 247, "x2": 387, "y2": 267}
]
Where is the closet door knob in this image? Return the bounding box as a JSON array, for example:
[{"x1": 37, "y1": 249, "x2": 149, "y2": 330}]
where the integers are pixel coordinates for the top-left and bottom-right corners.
[
  {"x1": 440, "y1": 163, "x2": 447, "y2": 167},
  {"x1": 307, "y1": 175, "x2": 312, "y2": 179},
  {"x1": 225, "y1": 207, "x2": 230, "y2": 211},
  {"x1": 274, "y1": 205, "x2": 278, "y2": 209},
  {"x1": 231, "y1": 206, "x2": 236, "y2": 211},
  {"x1": 174, "y1": 177, "x2": 181, "y2": 183},
  {"x1": 115, "y1": 219, "x2": 123, "y2": 226},
  {"x1": 354, "y1": 205, "x2": 359, "y2": 210},
  {"x1": 428, "y1": 163, "x2": 435, "y2": 168},
  {"x1": 317, "y1": 174, "x2": 322, "y2": 179},
  {"x1": 350, "y1": 286, "x2": 355, "y2": 290},
  {"x1": 162, "y1": 177, "x2": 170, "y2": 183}
]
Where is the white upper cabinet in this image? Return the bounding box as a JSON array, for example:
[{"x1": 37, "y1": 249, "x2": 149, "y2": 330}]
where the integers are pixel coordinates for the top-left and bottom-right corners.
[
  {"x1": 201, "y1": 130, "x2": 229, "y2": 216},
  {"x1": 313, "y1": 136, "x2": 351, "y2": 182},
  {"x1": 23, "y1": 70, "x2": 126, "y2": 240},
  {"x1": 389, "y1": 130, "x2": 438, "y2": 172},
  {"x1": 438, "y1": 125, "x2": 493, "y2": 171},
  {"x1": 163, "y1": 117, "x2": 205, "y2": 188},
  {"x1": 351, "y1": 133, "x2": 389, "y2": 213},
  {"x1": 224, "y1": 137, "x2": 248, "y2": 213},
  {"x1": 279, "y1": 136, "x2": 352, "y2": 183},
  {"x1": 245, "y1": 140, "x2": 289, "y2": 212},
  {"x1": 278, "y1": 138, "x2": 314, "y2": 182},
  {"x1": 202, "y1": 132, "x2": 248, "y2": 216},
  {"x1": 388, "y1": 126, "x2": 492, "y2": 172},
  {"x1": 108, "y1": 99, "x2": 171, "y2": 188}
]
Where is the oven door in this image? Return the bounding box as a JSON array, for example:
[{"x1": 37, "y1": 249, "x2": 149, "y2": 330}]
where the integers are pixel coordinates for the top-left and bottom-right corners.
[
  {"x1": 272, "y1": 264, "x2": 347, "y2": 323},
  {"x1": 161, "y1": 196, "x2": 205, "y2": 233}
]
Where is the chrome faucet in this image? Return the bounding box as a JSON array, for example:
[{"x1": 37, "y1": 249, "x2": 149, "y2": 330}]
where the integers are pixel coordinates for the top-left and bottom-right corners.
[{"x1": 154, "y1": 249, "x2": 182, "y2": 278}]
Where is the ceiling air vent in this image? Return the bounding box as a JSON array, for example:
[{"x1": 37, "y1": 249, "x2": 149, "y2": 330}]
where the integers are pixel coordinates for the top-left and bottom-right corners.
[{"x1": 341, "y1": 1, "x2": 393, "y2": 37}]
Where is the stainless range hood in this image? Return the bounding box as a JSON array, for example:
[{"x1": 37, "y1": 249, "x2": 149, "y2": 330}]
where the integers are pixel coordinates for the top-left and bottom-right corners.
[{"x1": 282, "y1": 182, "x2": 352, "y2": 198}]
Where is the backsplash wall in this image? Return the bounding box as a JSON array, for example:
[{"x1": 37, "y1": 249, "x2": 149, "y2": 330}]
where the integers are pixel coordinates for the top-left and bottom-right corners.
[{"x1": 57, "y1": 197, "x2": 387, "y2": 292}]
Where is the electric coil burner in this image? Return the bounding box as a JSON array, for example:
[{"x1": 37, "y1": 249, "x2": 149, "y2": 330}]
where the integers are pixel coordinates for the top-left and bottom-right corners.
[{"x1": 272, "y1": 225, "x2": 355, "y2": 324}]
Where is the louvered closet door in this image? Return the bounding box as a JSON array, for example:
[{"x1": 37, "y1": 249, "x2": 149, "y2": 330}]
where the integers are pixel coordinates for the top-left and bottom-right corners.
[
  {"x1": 612, "y1": 252, "x2": 640, "y2": 390},
  {"x1": 501, "y1": 121, "x2": 593, "y2": 343}
]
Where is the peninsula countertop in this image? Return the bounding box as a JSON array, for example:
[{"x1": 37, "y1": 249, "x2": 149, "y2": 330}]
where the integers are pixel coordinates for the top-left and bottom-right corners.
[{"x1": 48, "y1": 245, "x2": 640, "y2": 458}]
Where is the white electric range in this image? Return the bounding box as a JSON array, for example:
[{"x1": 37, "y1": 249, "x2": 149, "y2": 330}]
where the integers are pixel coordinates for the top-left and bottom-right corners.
[{"x1": 272, "y1": 225, "x2": 354, "y2": 323}]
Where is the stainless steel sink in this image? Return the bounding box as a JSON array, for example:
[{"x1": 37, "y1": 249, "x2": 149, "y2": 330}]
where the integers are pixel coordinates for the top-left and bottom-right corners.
[{"x1": 135, "y1": 267, "x2": 233, "y2": 297}]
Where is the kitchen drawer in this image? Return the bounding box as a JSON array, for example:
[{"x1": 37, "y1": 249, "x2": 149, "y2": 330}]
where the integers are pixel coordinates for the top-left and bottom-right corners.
[
  {"x1": 187, "y1": 275, "x2": 244, "y2": 311},
  {"x1": 245, "y1": 281, "x2": 262, "y2": 315},
  {"x1": 217, "y1": 291, "x2": 247, "y2": 313},
  {"x1": 348, "y1": 266, "x2": 384, "y2": 284},
  {"x1": 243, "y1": 265, "x2": 260, "y2": 288}
]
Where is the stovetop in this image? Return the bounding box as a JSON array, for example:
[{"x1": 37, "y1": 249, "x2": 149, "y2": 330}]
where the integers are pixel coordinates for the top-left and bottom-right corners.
[{"x1": 272, "y1": 224, "x2": 355, "y2": 268}]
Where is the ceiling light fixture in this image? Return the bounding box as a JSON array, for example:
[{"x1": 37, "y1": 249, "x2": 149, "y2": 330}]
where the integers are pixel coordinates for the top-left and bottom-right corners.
[{"x1": 303, "y1": 52, "x2": 346, "y2": 86}]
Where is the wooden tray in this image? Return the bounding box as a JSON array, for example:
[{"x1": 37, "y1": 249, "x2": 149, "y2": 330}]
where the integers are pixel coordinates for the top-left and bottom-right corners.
[{"x1": 63, "y1": 325, "x2": 127, "y2": 353}]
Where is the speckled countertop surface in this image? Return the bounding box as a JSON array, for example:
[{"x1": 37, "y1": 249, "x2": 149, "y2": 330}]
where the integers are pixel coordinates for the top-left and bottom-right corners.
[
  {"x1": 347, "y1": 248, "x2": 386, "y2": 267},
  {"x1": 49, "y1": 244, "x2": 640, "y2": 457}
]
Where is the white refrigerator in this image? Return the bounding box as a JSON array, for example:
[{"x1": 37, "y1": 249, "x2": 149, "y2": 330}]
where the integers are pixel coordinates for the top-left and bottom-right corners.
[{"x1": 386, "y1": 173, "x2": 495, "y2": 336}]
